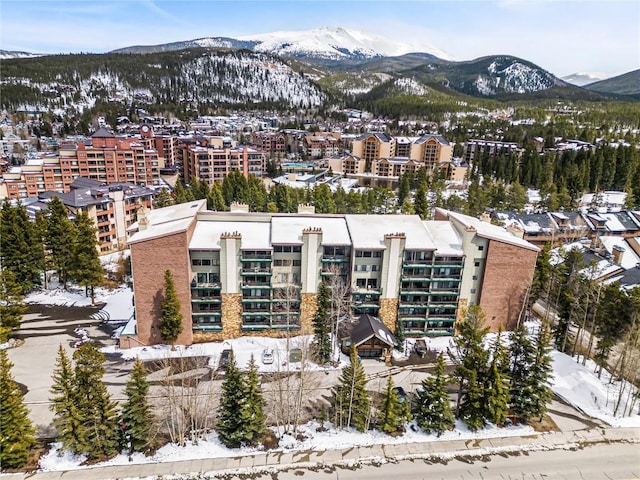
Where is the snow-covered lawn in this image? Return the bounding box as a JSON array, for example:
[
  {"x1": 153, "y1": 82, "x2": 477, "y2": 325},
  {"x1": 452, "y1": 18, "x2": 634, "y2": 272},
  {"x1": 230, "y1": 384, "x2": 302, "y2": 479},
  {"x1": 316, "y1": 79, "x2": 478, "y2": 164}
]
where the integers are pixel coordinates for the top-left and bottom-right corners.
[
  {"x1": 39, "y1": 419, "x2": 535, "y2": 472},
  {"x1": 18, "y1": 290, "x2": 640, "y2": 473}
]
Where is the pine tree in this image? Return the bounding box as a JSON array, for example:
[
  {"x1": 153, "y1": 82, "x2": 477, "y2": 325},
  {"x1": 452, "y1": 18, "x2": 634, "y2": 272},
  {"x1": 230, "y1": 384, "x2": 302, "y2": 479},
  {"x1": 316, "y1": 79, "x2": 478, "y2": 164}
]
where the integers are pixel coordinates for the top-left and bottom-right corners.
[
  {"x1": 50, "y1": 345, "x2": 87, "y2": 454},
  {"x1": 414, "y1": 353, "x2": 454, "y2": 436},
  {"x1": 331, "y1": 348, "x2": 370, "y2": 432},
  {"x1": 0, "y1": 350, "x2": 36, "y2": 468},
  {"x1": 313, "y1": 281, "x2": 332, "y2": 364},
  {"x1": 45, "y1": 196, "x2": 75, "y2": 288},
  {"x1": 153, "y1": 187, "x2": 175, "y2": 208},
  {"x1": 120, "y1": 359, "x2": 152, "y2": 453},
  {"x1": 69, "y1": 211, "x2": 103, "y2": 304},
  {"x1": 413, "y1": 183, "x2": 429, "y2": 219},
  {"x1": 73, "y1": 344, "x2": 119, "y2": 460},
  {"x1": 448, "y1": 305, "x2": 489, "y2": 418},
  {"x1": 529, "y1": 326, "x2": 554, "y2": 421},
  {"x1": 0, "y1": 200, "x2": 42, "y2": 293},
  {"x1": 379, "y1": 375, "x2": 404, "y2": 435},
  {"x1": 458, "y1": 370, "x2": 485, "y2": 431},
  {"x1": 240, "y1": 356, "x2": 266, "y2": 446},
  {"x1": 483, "y1": 334, "x2": 510, "y2": 426},
  {"x1": 159, "y1": 269, "x2": 183, "y2": 350},
  {"x1": 508, "y1": 323, "x2": 538, "y2": 423},
  {"x1": 0, "y1": 269, "x2": 26, "y2": 342},
  {"x1": 217, "y1": 352, "x2": 246, "y2": 447}
]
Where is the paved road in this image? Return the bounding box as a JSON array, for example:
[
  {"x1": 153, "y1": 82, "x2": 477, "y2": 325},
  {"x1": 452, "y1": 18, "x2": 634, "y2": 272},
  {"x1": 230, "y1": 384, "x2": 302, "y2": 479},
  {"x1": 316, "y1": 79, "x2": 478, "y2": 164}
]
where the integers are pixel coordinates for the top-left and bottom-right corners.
[{"x1": 253, "y1": 442, "x2": 640, "y2": 480}]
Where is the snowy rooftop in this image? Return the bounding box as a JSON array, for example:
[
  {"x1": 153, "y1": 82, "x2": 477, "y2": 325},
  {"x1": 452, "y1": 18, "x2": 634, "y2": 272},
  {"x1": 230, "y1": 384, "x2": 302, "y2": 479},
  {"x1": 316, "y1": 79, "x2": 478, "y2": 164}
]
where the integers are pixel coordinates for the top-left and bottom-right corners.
[
  {"x1": 599, "y1": 236, "x2": 640, "y2": 269},
  {"x1": 441, "y1": 209, "x2": 539, "y2": 252},
  {"x1": 190, "y1": 220, "x2": 272, "y2": 250},
  {"x1": 128, "y1": 200, "x2": 205, "y2": 244},
  {"x1": 271, "y1": 215, "x2": 351, "y2": 245},
  {"x1": 423, "y1": 221, "x2": 463, "y2": 256},
  {"x1": 346, "y1": 215, "x2": 435, "y2": 250}
]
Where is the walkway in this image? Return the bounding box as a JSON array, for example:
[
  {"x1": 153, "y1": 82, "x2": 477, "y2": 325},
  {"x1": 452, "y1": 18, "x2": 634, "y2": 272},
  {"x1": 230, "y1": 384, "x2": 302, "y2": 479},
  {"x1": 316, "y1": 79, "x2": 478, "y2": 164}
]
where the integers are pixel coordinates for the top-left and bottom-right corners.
[{"x1": 3, "y1": 428, "x2": 638, "y2": 480}]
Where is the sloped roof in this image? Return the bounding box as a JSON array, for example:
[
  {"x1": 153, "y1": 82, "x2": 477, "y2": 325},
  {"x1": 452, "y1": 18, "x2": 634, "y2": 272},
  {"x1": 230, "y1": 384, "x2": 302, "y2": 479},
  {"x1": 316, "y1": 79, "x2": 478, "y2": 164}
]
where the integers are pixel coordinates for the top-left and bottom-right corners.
[
  {"x1": 91, "y1": 127, "x2": 115, "y2": 138},
  {"x1": 414, "y1": 134, "x2": 450, "y2": 146},
  {"x1": 350, "y1": 314, "x2": 397, "y2": 347}
]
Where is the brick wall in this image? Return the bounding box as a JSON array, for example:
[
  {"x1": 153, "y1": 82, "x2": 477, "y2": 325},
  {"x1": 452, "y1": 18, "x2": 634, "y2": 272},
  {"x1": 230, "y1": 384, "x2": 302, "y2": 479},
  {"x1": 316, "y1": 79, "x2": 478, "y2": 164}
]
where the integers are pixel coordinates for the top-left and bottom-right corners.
[
  {"x1": 479, "y1": 240, "x2": 537, "y2": 331},
  {"x1": 130, "y1": 231, "x2": 193, "y2": 347}
]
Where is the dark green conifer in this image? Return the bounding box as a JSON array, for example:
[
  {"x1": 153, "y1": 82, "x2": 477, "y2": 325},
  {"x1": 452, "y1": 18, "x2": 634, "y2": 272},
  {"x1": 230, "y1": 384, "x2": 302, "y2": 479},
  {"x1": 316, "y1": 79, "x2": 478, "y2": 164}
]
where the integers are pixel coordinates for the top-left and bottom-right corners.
[
  {"x1": 331, "y1": 348, "x2": 370, "y2": 432},
  {"x1": 50, "y1": 345, "x2": 87, "y2": 453},
  {"x1": 0, "y1": 350, "x2": 36, "y2": 468},
  {"x1": 159, "y1": 269, "x2": 183, "y2": 350},
  {"x1": 45, "y1": 196, "x2": 75, "y2": 288},
  {"x1": 73, "y1": 344, "x2": 119, "y2": 460},
  {"x1": 414, "y1": 353, "x2": 454, "y2": 436},
  {"x1": 0, "y1": 270, "x2": 26, "y2": 342},
  {"x1": 379, "y1": 375, "x2": 404, "y2": 435},
  {"x1": 313, "y1": 281, "x2": 332, "y2": 364},
  {"x1": 69, "y1": 211, "x2": 103, "y2": 304},
  {"x1": 217, "y1": 352, "x2": 246, "y2": 447},
  {"x1": 120, "y1": 359, "x2": 152, "y2": 453},
  {"x1": 240, "y1": 356, "x2": 266, "y2": 446}
]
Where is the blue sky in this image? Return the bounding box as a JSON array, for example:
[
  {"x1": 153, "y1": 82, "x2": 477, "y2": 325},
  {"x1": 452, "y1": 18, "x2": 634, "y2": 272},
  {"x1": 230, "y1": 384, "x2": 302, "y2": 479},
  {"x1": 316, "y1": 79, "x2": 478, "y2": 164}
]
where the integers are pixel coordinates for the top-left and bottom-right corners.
[{"x1": 1, "y1": 0, "x2": 638, "y2": 77}]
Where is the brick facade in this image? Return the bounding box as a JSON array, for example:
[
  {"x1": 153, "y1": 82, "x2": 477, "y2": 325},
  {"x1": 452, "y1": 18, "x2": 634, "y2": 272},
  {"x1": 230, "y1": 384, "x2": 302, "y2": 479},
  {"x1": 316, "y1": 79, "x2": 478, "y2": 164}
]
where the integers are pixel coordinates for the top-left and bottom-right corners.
[
  {"x1": 130, "y1": 231, "x2": 194, "y2": 347},
  {"x1": 479, "y1": 240, "x2": 538, "y2": 331}
]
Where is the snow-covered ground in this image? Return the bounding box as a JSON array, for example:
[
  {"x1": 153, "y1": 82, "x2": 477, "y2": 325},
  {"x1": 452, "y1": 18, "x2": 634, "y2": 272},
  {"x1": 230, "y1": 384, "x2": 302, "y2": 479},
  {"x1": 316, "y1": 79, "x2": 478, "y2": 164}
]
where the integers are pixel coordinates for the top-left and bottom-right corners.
[{"x1": 13, "y1": 286, "x2": 640, "y2": 473}]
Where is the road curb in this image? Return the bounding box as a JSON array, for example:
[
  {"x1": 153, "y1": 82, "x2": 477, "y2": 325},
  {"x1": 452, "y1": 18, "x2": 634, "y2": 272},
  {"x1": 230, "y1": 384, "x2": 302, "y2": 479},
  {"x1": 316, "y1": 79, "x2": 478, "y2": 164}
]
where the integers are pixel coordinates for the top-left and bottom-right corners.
[{"x1": 2, "y1": 427, "x2": 639, "y2": 479}]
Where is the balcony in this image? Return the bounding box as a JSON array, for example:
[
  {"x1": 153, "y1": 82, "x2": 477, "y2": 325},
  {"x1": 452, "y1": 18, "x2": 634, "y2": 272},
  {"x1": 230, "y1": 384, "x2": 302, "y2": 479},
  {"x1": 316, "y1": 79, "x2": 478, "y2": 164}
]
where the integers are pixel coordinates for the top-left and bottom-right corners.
[
  {"x1": 241, "y1": 254, "x2": 272, "y2": 261},
  {"x1": 321, "y1": 256, "x2": 349, "y2": 263},
  {"x1": 241, "y1": 267, "x2": 272, "y2": 275}
]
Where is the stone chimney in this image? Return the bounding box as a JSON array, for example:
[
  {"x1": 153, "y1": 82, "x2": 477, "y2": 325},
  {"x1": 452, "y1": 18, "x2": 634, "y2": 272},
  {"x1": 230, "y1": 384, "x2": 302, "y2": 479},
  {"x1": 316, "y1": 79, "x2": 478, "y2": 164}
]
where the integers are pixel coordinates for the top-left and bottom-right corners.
[
  {"x1": 612, "y1": 245, "x2": 625, "y2": 265},
  {"x1": 230, "y1": 202, "x2": 249, "y2": 213},
  {"x1": 298, "y1": 204, "x2": 315, "y2": 214},
  {"x1": 137, "y1": 206, "x2": 150, "y2": 231}
]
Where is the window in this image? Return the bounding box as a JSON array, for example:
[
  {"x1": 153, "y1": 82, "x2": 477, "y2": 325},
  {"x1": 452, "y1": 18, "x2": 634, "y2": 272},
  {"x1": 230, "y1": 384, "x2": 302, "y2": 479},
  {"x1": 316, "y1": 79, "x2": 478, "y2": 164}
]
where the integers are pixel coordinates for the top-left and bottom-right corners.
[
  {"x1": 470, "y1": 288, "x2": 476, "y2": 294},
  {"x1": 478, "y1": 246, "x2": 484, "y2": 251},
  {"x1": 474, "y1": 261, "x2": 480, "y2": 267},
  {"x1": 192, "y1": 258, "x2": 211, "y2": 266},
  {"x1": 472, "y1": 275, "x2": 478, "y2": 280}
]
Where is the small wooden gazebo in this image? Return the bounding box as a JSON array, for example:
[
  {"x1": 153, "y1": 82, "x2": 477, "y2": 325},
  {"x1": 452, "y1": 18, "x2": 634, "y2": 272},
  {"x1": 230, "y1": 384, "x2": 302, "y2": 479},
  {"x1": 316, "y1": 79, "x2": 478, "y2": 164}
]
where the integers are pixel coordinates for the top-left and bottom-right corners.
[{"x1": 341, "y1": 314, "x2": 397, "y2": 359}]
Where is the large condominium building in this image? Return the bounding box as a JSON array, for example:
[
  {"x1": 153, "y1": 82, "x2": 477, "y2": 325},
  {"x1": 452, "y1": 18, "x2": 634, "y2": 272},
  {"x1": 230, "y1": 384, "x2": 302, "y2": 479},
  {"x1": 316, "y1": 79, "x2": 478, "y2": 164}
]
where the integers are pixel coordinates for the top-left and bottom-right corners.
[
  {"x1": 302, "y1": 132, "x2": 343, "y2": 160},
  {"x1": 30, "y1": 177, "x2": 154, "y2": 253},
  {"x1": 350, "y1": 133, "x2": 453, "y2": 174},
  {"x1": 0, "y1": 128, "x2": 161, "y2": 200},
  {"x1": 182, "y1": 144, "x2": 265, "y2": 186},
  {"x1": 463, "y1": 139, "x2": 522, "y2": 164},
  {"x1": 123, "y1": 203, "x2": 538, "y2": 349}
]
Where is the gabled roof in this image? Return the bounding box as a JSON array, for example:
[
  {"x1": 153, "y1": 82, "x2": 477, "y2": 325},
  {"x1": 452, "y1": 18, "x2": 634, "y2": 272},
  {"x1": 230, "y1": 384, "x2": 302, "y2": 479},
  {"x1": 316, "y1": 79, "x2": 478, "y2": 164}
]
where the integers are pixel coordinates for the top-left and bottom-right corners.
[
  {"x1": 355, "y1": 132, "x2": 392, "y2": 142},
  {"x1": 91, "y1": 127, "x2": 115, "y2": 138},
  {"x1": 414, "y1": 134, "x2": 450, "y2": 146},
  {"x1": 350, "y1": 314, "x2": 397, "y2": 347}
]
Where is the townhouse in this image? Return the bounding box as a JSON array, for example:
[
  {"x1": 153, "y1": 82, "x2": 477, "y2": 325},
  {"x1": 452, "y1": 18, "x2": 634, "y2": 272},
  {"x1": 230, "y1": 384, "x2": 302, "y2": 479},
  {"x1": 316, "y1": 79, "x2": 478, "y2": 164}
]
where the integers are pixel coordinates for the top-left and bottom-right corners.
[{"x1": 122, "y1": 203, "x2": 539, "y2": 348}]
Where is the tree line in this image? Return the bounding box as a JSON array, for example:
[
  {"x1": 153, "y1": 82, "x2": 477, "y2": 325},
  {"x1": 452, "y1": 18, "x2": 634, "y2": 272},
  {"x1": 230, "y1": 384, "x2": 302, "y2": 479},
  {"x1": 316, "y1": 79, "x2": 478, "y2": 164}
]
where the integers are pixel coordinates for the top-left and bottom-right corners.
[{"x1": 0, "y1": 198, "x2": 104, "y2": 341}]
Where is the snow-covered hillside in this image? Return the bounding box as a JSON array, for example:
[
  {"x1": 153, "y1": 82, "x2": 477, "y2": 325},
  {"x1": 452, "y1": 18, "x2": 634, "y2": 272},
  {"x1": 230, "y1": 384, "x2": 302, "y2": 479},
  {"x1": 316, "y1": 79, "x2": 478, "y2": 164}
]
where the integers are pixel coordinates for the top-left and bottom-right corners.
[
  {"x1": 473, "y1": 57, "x2": 560, "y2": 96},
  {"x1": 0, "y1": 49, "x2": 41, "y2": 60},
  {"x1": 2, "y1": 52, "x2": 325, "y2": 112}
]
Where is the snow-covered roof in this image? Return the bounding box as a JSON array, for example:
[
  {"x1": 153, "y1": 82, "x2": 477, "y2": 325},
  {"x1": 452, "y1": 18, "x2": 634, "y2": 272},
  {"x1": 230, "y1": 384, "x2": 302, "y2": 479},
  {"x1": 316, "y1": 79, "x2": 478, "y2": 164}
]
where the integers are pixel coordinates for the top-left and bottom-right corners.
[
  {"x1": 423, "y1": 221, "x2": 463, "y2": 256},
  {"x1": 346, "y1": 215, "x2": 435, "y2": 250},
  {"x1": 271, "y1": 215, "x2": 351, "y2": 245},
  {"x1": 189, "y1": 220, "x2": 272, "y2": 250},
  {"x1": 440, "y1": 209, "x2": 540, "y2": 252},
  {"x1": 599, "y1": 236, "x2": 640, "y2": 269},
  {"x1": 128, "y1": 200, "x2": 205, "y2": 244}
]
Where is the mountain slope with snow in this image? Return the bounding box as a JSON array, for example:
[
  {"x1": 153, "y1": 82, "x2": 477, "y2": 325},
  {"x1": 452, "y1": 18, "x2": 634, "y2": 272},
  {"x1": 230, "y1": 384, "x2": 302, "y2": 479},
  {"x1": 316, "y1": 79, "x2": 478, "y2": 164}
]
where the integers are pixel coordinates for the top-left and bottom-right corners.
[
  {"x1": 109, "y1": 26, "x2": 450, "y2": 64},
  {"x1": 0, "y1": 49, "x2": 41, "y2": 60},
  {"x1": 561, "y1": 72, "x2": 607, "y2": 87}
]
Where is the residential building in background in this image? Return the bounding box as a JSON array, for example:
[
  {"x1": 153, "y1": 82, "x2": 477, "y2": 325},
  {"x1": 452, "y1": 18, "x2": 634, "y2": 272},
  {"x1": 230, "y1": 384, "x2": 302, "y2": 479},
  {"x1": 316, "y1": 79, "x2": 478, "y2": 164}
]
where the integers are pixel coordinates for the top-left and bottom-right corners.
[
  {"x1": 0, "y1": 128, "x2": 161, "y2": 199},
  {"x1": 182, "y1": 144, "x2": 265, "y2": 186},
  {"x1": 28, "y1": 177, "x2": 154, "y2": 253},
  {"x1": 122, "y1": 202, "x2": 538, "y2": 349}
]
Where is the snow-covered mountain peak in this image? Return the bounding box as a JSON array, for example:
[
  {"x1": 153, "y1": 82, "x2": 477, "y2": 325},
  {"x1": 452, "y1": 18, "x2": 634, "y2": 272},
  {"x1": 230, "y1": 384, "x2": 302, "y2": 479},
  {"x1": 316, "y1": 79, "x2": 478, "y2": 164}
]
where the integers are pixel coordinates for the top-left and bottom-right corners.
[
  {"x1": 237, "y1": 26, "x2": 451, "y2": 61},
  {"x1": 561, "y1": 72, "x2": 609, "y2": 87}
]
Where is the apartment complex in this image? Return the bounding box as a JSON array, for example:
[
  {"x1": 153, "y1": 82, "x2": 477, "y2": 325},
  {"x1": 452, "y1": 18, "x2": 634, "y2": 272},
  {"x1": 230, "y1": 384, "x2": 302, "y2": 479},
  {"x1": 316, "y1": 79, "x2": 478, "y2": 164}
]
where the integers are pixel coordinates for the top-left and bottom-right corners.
[
  {"x1": 302, "y1": 132, "x2": 343, "y2": 159},
  {"x1": 182, "y1": 144, "x2": 265, "y2": 187},
  {"x1": 463, "y1": 139, "x2": 522, "y2": 164},
  {"x1": 0, "y1": 128, "x2": 161, "y2": 200},
  {"x1": 123, "y1": 203, "x2": 538, "y2": 349},
  {"x1": 29, "y1": 177, "x2": 154, "y2": 252}
]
